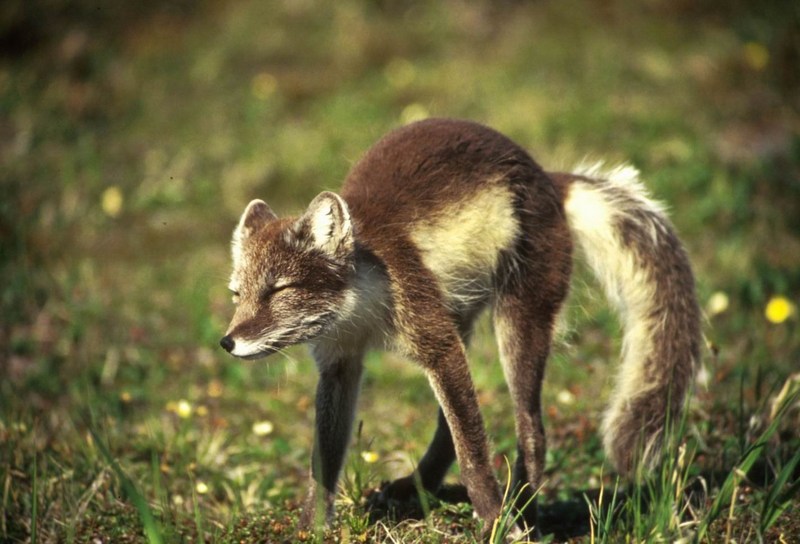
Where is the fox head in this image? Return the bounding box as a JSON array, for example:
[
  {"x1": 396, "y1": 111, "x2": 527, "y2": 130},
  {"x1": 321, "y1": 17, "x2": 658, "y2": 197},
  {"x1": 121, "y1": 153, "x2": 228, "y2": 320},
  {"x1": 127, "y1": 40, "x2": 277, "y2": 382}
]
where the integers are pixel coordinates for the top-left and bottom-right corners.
[{"x1": 220, "y1": 192, "x2": 356, "y2": 359}]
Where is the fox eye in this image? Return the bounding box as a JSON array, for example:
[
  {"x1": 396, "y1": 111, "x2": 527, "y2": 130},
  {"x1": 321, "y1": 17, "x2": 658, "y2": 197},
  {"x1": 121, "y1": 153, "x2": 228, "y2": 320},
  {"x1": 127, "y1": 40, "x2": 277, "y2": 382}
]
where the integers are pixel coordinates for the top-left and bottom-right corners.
[{"x1": 261, "y1": 282, "x2": 295, "y2": 301}]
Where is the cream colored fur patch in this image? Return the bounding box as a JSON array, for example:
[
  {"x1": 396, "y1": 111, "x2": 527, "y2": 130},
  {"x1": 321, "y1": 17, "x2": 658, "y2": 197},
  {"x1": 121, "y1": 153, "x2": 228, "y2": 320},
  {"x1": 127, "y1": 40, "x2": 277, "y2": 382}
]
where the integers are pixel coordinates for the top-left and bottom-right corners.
[{"x1": 410, "y1": 184, "x2": 518, "y2": 309}]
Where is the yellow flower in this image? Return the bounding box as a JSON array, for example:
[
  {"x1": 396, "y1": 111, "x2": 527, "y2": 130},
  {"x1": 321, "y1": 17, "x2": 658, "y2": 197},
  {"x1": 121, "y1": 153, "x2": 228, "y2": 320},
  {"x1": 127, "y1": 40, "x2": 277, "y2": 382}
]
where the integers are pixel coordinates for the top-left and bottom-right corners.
[
  {"x1": 101, "y1": 186, "x2": 123, "y2": 218},
  {"x1": 360, "y1": 450, "x2": 379, "y2": 463},
  {"x1": 765, "y1": 296, "x2": 796, "y2": 324},
  {"x1": 707, "y1": 291, "x2": 730, "y2": 316},
  {"x1": 252, "y1": 420, "x2": 274, "y2": 436},
  {"x1": 556, "y1": 389, "x2": 575, "y2": 405},
  {"x1": 176, "y1": 399, "x2": 192, "y2": 418},
  {"x1": 195, "y1": 481, "x2": 209, "y2": 495},
  {"x1": 400, "y1": 103, "x2": 429, "y2": 125}
]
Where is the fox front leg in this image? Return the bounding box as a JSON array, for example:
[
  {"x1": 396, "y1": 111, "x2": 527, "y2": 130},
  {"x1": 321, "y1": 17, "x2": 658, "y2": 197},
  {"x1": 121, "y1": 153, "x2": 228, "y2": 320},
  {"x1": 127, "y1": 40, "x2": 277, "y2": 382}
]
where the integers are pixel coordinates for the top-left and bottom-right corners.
[
  {"x1": 422, "y1": 342, "x2": 503, "y2": 525},
  {"x1": 298, "y1": 352, "x2": 364, "y2": 530}
]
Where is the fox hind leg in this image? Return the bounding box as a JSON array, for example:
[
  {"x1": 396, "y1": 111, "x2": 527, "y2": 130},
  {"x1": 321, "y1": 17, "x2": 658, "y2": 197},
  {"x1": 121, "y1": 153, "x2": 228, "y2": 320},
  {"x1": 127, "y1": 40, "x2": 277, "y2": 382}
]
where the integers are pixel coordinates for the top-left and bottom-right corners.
[
  {"x1": 493, "y1": 289, "x2": 562, "y2": 534},
  {"x1": 370, "y1": 406, "x2": 456, "y2": 510},
  {"x1": 415, "y1": 407, "x2": 457, "y2": 491}
]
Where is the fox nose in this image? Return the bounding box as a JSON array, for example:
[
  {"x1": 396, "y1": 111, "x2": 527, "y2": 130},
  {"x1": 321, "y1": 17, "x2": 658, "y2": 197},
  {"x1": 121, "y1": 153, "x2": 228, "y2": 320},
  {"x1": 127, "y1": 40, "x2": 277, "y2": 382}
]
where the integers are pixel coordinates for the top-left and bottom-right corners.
[{"x1": 219, "y1": 335, "x2": 235, "y2": 353}]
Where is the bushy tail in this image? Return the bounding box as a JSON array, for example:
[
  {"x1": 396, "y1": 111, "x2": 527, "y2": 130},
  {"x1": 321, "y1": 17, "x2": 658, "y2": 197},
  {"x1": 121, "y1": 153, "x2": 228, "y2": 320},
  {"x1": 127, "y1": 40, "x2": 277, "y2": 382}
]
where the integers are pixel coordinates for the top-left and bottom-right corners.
[{"x1": 559, "y1": 163, "x2": 701, "y2": 475}]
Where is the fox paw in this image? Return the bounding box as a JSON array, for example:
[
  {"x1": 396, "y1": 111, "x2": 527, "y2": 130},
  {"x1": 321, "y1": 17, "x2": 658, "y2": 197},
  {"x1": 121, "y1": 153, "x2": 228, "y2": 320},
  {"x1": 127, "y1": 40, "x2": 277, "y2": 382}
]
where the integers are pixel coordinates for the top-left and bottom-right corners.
[{"x1": 365, "y1": 477, "x2": 428, "y2": 521}]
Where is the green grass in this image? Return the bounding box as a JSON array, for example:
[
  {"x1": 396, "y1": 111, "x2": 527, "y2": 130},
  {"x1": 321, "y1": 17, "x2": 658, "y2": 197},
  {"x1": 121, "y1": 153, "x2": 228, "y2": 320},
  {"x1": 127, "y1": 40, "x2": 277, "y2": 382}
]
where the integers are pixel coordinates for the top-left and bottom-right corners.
[{"x1": 2, "y1": 0, "x2": 800, "y2": 542}]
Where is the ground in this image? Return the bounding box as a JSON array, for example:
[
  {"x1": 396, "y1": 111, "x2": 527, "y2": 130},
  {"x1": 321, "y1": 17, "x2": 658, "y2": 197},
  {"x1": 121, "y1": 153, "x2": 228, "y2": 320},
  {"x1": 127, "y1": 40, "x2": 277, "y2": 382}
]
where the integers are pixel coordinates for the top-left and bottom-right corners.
[{"x1": 1, "y1": 0, "x2": 799, "y2": 542}]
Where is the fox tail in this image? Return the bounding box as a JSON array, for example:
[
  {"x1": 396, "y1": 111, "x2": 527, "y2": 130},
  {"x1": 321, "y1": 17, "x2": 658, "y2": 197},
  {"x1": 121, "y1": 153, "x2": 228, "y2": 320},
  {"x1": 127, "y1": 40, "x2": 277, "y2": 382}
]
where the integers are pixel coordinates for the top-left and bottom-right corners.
[{"x1": 561, "y1": 163, "x2": 701, "y2": 474}]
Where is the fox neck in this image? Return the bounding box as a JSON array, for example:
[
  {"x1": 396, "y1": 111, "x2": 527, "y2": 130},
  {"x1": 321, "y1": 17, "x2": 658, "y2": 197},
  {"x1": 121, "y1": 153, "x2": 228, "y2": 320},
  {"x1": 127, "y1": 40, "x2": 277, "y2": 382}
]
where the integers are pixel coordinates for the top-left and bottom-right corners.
[{"x1": 311, "y1": 243, "x2": 392, "y2": 359}]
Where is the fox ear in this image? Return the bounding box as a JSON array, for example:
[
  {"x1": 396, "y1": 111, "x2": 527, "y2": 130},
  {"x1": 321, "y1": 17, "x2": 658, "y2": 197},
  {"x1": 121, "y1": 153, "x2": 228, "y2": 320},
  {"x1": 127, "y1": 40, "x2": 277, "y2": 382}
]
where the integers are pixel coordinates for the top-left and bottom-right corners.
[
  {"x1": 235, "y1": 199, "x2": 277, "y2": 236},
  {"x1": 232, "y1": 199, "x2": 277, "y2": 256},
  {"x1": 297, "y1": 191, "x2": 353, "y2": 258}
]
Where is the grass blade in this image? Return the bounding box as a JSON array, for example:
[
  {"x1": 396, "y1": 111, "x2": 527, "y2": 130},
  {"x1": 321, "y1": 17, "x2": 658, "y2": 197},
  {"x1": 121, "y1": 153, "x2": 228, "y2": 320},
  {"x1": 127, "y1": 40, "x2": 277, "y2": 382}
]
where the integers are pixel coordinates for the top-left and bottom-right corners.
[
  {"x1": 696, "y1": 386, "x2": 799, "y2": 542},
  {"x1": 760, "y1": 448, "x2": 800, "y2": 535},
  {"x1": 31, "y1": 453, "x2": 37, "y2": 544},
  {"x1": 87, "y1": 426, "x2": 164, "y2": 544}
]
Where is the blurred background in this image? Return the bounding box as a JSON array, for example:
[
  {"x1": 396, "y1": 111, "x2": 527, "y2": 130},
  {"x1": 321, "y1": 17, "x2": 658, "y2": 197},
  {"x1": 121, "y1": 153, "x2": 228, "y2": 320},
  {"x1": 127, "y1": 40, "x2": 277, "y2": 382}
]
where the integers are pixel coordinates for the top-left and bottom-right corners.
[{"x1": 2, "y1": 0, "x2": 799, "y2": 541}]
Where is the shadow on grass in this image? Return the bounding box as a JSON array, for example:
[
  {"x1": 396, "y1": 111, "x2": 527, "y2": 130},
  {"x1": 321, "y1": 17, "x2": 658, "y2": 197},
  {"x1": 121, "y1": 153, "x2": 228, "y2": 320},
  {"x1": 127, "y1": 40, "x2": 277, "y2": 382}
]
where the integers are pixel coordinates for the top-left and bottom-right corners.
[
  {"x1": 365, "y1": 454, "x2": 800, "y2": 542},
  {"x1": 365, "y1": 481, "x2": 598, "y2": 541}
]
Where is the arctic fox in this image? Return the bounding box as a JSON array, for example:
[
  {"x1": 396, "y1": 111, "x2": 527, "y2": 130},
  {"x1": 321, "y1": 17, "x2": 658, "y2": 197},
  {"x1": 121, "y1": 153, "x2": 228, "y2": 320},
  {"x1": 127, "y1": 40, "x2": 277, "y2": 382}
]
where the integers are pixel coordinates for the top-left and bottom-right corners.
[{"x1": 220, "y1": 118, "x2": 701, "y2": 533}]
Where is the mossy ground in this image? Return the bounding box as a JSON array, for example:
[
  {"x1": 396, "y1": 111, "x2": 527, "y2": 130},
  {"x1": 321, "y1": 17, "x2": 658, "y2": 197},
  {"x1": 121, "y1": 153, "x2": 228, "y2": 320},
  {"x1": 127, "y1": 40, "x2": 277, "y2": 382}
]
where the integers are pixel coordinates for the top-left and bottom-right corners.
[{"x1": 2, "y1": 1, "x2": 799, "y2": 542}]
